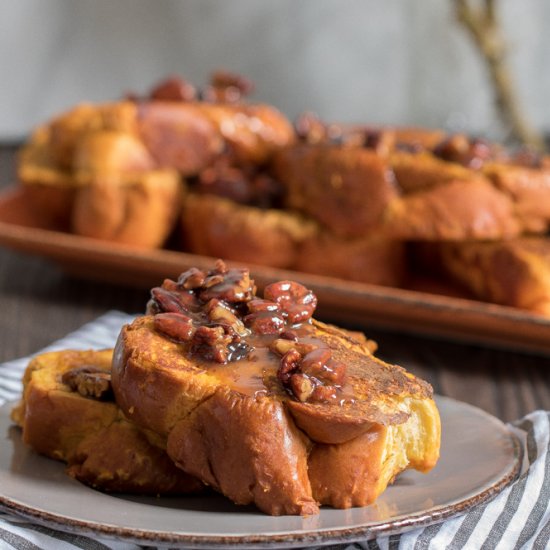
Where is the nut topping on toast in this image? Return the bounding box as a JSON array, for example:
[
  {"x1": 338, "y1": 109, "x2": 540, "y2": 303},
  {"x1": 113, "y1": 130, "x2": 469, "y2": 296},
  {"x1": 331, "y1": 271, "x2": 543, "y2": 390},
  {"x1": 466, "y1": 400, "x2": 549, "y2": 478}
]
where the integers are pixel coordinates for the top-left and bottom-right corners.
[
  {"x1": 147, "y1": 260, "x2": 347, "y2": 404},
  {"x1": 61, "y1": 365, "x2": 113, "y2": 401}
]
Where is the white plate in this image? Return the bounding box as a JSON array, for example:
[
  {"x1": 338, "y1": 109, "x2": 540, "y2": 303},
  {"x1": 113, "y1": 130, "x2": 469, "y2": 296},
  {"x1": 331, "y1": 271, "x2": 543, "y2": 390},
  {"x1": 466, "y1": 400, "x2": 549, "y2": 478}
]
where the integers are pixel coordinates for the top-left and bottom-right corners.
[{"x1": 0, "y1": 396, "x2": 520, "y2": 548}]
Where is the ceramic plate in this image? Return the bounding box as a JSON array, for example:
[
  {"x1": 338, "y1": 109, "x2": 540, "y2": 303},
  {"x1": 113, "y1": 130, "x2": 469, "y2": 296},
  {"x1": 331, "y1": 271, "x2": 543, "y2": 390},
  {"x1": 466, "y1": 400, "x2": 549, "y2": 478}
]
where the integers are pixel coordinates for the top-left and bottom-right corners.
[{"x1": 0, "y1": 396, "x2": 520, "y2": 548}]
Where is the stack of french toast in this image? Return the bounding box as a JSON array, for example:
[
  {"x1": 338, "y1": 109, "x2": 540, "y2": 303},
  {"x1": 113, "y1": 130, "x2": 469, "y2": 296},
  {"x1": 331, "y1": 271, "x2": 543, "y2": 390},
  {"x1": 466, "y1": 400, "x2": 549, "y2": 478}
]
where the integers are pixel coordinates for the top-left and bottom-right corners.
[
  {"x1": 16, "y1": 73, "x2": 550, "y2": 315},
  {"x1": 11, "y1": 261, "x2": 441, "y2": 515}
]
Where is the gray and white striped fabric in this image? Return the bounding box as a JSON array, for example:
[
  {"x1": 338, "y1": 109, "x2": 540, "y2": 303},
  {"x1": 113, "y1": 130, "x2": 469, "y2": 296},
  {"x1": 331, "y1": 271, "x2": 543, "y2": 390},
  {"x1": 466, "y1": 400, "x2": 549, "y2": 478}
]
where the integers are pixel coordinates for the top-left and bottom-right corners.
[{"x1": 0, "y1": 311, "x2": 549, "y2": 550}]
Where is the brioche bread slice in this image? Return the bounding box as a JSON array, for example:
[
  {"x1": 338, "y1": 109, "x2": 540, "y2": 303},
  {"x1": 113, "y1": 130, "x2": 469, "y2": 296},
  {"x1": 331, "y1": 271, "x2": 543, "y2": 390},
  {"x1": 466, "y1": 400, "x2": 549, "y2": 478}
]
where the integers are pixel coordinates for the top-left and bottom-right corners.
[
  {"x1": 11, "y1": 349, "x2": 202, "y2": 495},
  {"x1": 181, "y1": 192, "x2": 317, "y2": 269},
  {"x1": 18, "y1": 74, "x2": 294, "y2": 246},
  {"x1": 112, "y1": 261, "x2": 440, "y2": 515},
  {"x1": 272, "y1": 143, "x2": 520, "y2": 241},
  {"x1": 423, "y1": 237, "x2": 550, "y2": 316}
]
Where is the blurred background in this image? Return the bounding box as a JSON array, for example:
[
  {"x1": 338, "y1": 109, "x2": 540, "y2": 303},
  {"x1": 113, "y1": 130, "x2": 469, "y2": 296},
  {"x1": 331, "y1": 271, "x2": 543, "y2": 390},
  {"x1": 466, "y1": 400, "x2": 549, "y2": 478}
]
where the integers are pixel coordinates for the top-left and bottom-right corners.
[{"x1": 1, "y1": 0, "x2": 549, "y2": 143}]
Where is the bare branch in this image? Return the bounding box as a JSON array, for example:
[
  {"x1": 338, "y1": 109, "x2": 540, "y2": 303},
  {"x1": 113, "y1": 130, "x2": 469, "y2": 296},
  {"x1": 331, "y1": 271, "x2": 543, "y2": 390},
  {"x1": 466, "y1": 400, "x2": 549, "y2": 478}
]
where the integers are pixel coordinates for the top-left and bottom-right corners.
[{"x1": 454, "y1": 0, "x2": 544, "y2": 150}]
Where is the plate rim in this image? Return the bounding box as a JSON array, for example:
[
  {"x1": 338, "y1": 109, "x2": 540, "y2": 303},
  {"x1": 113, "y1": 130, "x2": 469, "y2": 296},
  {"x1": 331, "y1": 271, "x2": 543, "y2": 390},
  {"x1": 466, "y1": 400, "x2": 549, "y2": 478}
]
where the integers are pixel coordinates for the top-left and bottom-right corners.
[{"x1": 0, "y1": 396, "x2": 522, "y2": 548}]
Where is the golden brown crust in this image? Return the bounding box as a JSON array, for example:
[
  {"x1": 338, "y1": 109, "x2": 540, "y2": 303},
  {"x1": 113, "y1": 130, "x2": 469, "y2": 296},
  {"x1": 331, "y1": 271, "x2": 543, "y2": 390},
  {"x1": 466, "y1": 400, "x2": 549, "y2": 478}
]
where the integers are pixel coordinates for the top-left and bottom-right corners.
[
  {"x1": 18, "y1": 98, "x2": 294, "y2": 249},
  {"x1": 483, "y1": 163, "x2": 550, "y2": 234},
  {"x1": 181, "y1": 192, "x2": 317, "y2": 269},
  {"x1": 112, "y1": 295, "x2": 439, "y2": 515},
  {"x1": 19, "y1": 121, "x2": 183, "y2": 247},
  {"x1": 114, "y1": 316, "x2": 432, "y2": 436},
  {"x1": 427, "y1": 237, "x2": 550, "y2": 315},
  {"x1": 272, "y1": 145, "x2": 397, "y2": 238},
  {"x1": 17, "y1": 126, "x2": 77, "y2": 229},
  {"x1": 167, "y1": 388, "x2": 318, "y2": 516},
  {"x1": 71, "y1": 168, "x2": 183, "y2": 248},
  {"x1": 296, "y1": 231, "x2": 406, "y2": 286},
  {"x1": 12, "y1": 349, "x2": 202, "y2": 495},
  {"x1": 384, "y1": 178, "x2": 519, "y2": 240},
  {"x1": 273, "y1": 143, "x2": 525, "y2": 241},
  {"x1": 308, "y1": 425, "x2": 389, "y2": 508},
  {"x1": 67, "y1": 129, "x2": 184, "y2": 247}
]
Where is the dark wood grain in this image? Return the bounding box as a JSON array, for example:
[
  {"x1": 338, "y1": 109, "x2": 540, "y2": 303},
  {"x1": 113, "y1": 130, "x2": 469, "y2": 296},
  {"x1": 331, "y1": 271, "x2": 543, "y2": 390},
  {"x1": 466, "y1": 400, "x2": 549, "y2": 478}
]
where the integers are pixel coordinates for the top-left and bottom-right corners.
[{"x1": 0, "y1": 143, "x2": 549, "y2": 423}]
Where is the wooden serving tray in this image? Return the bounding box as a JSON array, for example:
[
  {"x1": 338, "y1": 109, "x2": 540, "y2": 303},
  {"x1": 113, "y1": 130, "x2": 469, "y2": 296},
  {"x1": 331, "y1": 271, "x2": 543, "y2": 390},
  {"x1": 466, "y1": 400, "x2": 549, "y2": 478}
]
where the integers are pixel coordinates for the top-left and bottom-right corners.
[{"x1": 1, "y1": 186, "x2": 550, "y2": 354}]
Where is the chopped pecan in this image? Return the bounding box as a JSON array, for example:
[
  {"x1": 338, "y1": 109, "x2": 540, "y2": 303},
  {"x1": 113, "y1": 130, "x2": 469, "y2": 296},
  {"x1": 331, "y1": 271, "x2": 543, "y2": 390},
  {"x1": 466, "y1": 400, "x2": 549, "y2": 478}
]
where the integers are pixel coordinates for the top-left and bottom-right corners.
[
  {"x1": 203, "y1": 71, "x2": 254, "y2": 102},
  {"x1": 300, "y1": 349, "x2": 346, "y2": 385},
  {"x1": 206, "y1": 299, "x2": 249, "y2": 337},
  {"x1": 247, "y1": 298, "x2": 280, "y2": 313},
  {"x1": 277, "y1": 343, "x2": 346, "y2": 402},
  {"x1": 289, "y1": 373, "x2": 314, "y2": 402},
  {"x1": 280, "y1": 330, "x2": 299, "y2": 341},
  {"x1": 264, "y1": 281, "x2": 318, "y2": 324},
  {"x1": 433, "y1": 134, "x2": 494, "y2": 169},
  {"x1": 200, "y1": 268, "x2": 255, "y2": 303},
  {"x1": 211, "y1": 71, "x2": 255, "y2": 96},
  {"x1": 214, "y1": 258, "x2": 229, "y2": 274},
  {"x1": 190, "y1": 325, "x2": 233, "y2": 363},
  {"x1": 278, "y1": 348, "x2": 302, "y2": 384},
  {"x1": 270, "y1": 338, "x2": 317, "y2": 356},
  {"x1": 245, "y1": 311, "x2": 285, "y2": 335},
  {"x1": 202, "y1": 273, "x2": 225, "y2": 289},
  {"x1": 177, "y1": 267, "x2": 207, "y2": 290},
  {"x1": 300, "y1": 348, "x2": 332, "y2": 378},
  {"x1": 361, "y1": 129, "x2": 395, "y2": 156},
  {"x1": 149, "y1": 76, "x2": 198, "y2": 102},
  {"x1": 154, "y1": 312, "x2": 195, "y2": 342},
  {"x1": 310, "y1": 384, "x2": 339, "y2": 403},
  {"x1": 151, "y1": 287, "x2": 195, "y2": 314},
  {"x1": 269, "y1": 338, "x2": 296, "y2": 356},
  {"x1": 61, "y1": 366, "x2": 113, "y2": 401},
  {"x1": 295, "y1": 112, "x2": 328, "y2": 144}
]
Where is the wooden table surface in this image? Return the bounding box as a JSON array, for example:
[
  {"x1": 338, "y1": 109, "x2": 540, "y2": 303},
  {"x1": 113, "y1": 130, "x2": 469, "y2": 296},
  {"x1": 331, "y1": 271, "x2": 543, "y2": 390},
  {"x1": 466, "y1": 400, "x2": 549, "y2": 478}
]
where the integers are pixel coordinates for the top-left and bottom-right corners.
[{"x1": 1, "y1": 143, "x2": 549, "y2": 423}]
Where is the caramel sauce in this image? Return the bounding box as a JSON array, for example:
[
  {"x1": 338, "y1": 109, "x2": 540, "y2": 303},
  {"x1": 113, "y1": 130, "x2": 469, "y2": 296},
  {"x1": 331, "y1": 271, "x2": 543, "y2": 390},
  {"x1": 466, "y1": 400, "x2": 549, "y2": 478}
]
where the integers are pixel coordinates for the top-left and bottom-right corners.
[
  {"x1": 204, "y1": 326, "x2": 358, "y2": 405},
  {"x1": 206, "y1": 347, "x2": 275, "y2": 397},
  {"x1": 192, "y1": 325, "x2": 342, "y2": 400},
  {"x1": 152, "y1": 265, "x2": 359, "y2": 405}
]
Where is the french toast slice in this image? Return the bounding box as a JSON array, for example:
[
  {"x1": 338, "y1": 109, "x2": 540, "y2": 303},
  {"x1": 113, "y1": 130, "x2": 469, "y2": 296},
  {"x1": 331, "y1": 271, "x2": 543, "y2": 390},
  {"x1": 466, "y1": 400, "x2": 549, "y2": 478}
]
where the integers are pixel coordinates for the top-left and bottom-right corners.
[
  {"x1": 112, "y1": 260, "x2": 441, "y2": 515},
  {"x1": 422, "y1": 237, "x2": 550, "y2": 315},
  {"x1": 272, "y1": 143, "x2": 519, "y2": 241},
  {"x1": 18, "y1": 74, "x2": 294, "y2": 246},
  {"x1": 181, "y1": 192, "x2": 317, "y2": 269},
  {"x1": 11, "y1": 349, "x2": 203, "y2": 495},
  {"x1": 272, "y1": 127, "x2": 550, "y2": 241},
  {"x1": 295, "y1": 229, "x2": 406, "y2": 286}
]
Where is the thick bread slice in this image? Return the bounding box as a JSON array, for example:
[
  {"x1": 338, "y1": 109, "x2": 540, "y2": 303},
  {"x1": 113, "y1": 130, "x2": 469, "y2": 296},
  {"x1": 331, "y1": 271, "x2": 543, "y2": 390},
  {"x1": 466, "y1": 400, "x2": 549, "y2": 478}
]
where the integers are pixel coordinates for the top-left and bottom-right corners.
[
  {"x1": 424, "y1": 237, "x2": 550, "y2": 315},
  {"x1": 181, "y1": 192, "x2": 317, "y2": 269},
  {"x1": 272, "y1": 145, "x2": 398, "y2": 239},
  {"x1": 295, "y1": 230, "x2": 406, "y2": 286},
  {"x1": 112, "y1": 262, "x2": 441, "y2": 515},
  {"x1": 19, "y1": 121, "x2": 183, "y2": 247},
  {"x1": 11, "y1": 349, "x2": 202, "y2": 495},
  {"x1": 272, "y1": 143, "x2": 520, "y2": 241},
  {"x1": 18, "y1": 96, "x2": 294, "y2": 247}
]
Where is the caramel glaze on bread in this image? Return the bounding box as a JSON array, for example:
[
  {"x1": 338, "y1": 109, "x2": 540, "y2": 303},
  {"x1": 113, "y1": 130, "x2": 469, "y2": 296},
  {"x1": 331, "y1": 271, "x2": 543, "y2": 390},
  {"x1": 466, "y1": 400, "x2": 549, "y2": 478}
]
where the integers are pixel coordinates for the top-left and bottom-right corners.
[
  {"x1": 11, "y1": 349, "x2": 203, "y2": 495},
  {"x1": 112, "y1": 260, "x2": 441, "y2": 515}
]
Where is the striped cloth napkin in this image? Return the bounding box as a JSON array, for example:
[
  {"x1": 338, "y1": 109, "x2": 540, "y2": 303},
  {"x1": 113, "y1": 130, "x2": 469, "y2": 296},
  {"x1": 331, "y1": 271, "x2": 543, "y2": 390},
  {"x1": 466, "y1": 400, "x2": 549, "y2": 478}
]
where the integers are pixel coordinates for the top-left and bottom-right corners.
[{"x1": 0, "y1": 311, "x2": 549, "y2": 550}]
